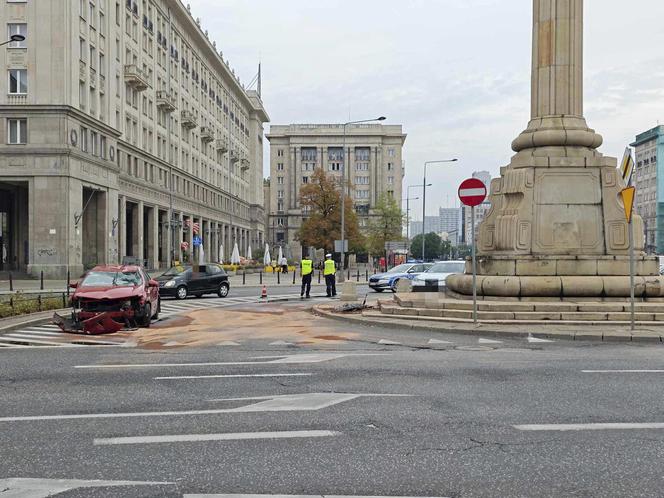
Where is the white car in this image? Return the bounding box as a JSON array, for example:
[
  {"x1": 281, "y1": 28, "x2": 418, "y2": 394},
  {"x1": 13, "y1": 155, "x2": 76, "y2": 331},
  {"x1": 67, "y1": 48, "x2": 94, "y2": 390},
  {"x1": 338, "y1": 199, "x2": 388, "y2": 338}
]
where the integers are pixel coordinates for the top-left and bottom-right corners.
[{"x1": 411, "y1": 261, "x2": 466, "y2": 291}]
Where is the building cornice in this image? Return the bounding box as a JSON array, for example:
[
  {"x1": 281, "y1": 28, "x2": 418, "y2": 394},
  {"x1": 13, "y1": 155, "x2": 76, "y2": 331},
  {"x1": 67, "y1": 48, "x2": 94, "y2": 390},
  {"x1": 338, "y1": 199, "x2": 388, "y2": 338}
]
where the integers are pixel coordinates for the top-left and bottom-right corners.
[{"x1": 0, "y1": 105, "x2": 123, "y2": 138}]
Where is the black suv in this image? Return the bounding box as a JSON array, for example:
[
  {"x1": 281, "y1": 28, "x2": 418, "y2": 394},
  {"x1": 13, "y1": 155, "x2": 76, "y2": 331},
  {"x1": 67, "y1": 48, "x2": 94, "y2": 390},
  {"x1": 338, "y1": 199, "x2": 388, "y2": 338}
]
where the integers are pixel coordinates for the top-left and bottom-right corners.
[{"x1": 157, "y1": 264, "x2": 230, "y2": 300}]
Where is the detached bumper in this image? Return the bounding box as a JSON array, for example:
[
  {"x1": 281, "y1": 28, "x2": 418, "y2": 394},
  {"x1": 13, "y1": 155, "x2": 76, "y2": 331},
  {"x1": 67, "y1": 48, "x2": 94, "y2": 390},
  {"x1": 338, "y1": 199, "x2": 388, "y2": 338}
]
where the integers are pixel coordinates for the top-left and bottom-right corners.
[
  {"x1": 53, "y1": 309, "x2": 135, "y2": 335},
  {"x1": 412, "y1": 280, "x2": 444, "y2": 293}
]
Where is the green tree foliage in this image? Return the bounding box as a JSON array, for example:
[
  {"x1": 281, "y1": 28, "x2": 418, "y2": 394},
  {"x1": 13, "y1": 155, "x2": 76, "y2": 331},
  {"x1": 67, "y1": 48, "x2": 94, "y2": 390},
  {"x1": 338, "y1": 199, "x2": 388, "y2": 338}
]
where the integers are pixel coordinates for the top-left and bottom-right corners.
[
  {"x1": 297, "y1": 168, "x2": 364, "y2": 252},
  {"x1": 366, "y1": 194, "x2": 404, "y2": 256},
  {"x1": 410, "y1": 232, "x2": 444, "y2": 261}
]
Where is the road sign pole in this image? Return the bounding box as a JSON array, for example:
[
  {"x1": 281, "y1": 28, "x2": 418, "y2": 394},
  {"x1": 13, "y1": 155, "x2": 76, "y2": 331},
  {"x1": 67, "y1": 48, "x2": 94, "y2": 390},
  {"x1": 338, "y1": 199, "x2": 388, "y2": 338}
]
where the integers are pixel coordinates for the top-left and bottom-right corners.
[
  {"x1": 471, "y1": 205, "x2": 477, "y2": 325},
  {"x1": 629, "y1": 217, "x2": 635, "y2": 331}
]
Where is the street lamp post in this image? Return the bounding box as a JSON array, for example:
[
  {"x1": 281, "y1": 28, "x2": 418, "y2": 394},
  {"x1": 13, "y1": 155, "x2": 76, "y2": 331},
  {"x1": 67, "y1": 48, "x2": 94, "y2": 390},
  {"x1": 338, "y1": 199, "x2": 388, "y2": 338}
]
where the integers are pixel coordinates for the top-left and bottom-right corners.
[
  {"x1": 0, "y1": 34, "x2": 25, "y2": 48},
  {"x1": 421, "y1": 159, "x2": 458, "y2": 262},
  {"x1": 339, "y1": 116, "x2": 386, "y2": 282},
  {"x1": 406, "y1": 183, "x2": 430, "y2": 242},
  {"x1": 403, "y1": 195, "x2": 419, "y2": 242}
]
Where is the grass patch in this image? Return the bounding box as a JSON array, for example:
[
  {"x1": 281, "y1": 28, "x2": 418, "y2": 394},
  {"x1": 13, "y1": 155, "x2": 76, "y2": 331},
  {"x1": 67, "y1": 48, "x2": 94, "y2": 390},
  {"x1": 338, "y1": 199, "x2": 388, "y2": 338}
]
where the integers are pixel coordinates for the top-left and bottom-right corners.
[{"x1": 0, "y1": 292, "x2": 68, "y2": 319}]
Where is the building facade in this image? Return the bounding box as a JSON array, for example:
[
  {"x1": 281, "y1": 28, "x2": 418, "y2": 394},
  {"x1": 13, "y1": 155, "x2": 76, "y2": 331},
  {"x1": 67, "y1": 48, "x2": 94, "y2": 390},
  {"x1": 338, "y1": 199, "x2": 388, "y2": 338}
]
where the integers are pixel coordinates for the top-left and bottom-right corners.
[
  {"x1": 410, "y1": 208, "x2": 460, "y2": 242},
  {"x1": 0, "y1": 0, "x2": 268, "y2": 278},
  {"x1": 265, "y1": 124, "x2": 406, "y2": 260},
  {"x1": 631, "y1": 125, "x2": 664, "y2": 254}
]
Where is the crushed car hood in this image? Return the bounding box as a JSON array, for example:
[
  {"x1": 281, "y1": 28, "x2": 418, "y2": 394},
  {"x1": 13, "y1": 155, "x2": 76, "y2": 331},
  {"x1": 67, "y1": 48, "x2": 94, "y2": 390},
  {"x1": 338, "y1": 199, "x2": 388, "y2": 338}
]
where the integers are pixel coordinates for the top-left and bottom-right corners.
[{"x1": 74, "y1": 286, "x2": 143, "y2": 300}]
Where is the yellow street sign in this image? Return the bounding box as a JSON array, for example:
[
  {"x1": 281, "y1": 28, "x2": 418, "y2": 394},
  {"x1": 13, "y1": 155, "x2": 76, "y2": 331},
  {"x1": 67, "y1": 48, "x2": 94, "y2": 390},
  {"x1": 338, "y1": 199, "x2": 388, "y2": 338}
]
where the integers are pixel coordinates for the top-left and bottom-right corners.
[
  {"x1": 620, "y1": 186, "x2": 636, "y2": 223},
  {"x1": 620, "y1": 148, "x2": 634, "y2": 186}
]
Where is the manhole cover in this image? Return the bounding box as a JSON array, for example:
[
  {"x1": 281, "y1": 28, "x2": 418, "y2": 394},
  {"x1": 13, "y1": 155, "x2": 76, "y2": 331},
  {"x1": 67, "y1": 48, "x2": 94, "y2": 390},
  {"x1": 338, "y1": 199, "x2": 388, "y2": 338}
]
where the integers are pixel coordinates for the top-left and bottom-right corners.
[{"x1": 454, "y1": 345, "x2": 495, "y2": 352}]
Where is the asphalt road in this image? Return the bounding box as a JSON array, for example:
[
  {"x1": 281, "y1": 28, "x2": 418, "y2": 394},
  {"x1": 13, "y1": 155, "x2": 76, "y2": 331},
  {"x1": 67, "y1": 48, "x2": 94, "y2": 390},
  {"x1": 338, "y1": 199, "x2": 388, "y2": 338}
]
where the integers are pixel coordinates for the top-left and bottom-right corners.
[{"x1": 1, "y1": 297, "x2": 664, "y2": 497}]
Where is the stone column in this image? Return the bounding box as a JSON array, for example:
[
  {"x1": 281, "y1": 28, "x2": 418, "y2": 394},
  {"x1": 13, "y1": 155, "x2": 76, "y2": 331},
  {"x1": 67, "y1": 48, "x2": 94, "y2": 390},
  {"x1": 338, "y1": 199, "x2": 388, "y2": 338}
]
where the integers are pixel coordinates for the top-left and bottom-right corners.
[
  {"x1": 512, "y1": 0, "x2": 602, "y2": 153},
  {"x1": 136, "y1": 201, "x2": 144, "y2": 265},
  {"x1": 151, "y1": 206, "x2": 159, "y2": 270},
  {"x1": 176, "y1": 212, "x2": 184, "y2": 263},
  {"x1": 119, "y1": 195, "x2": 127, "y2": 261}
]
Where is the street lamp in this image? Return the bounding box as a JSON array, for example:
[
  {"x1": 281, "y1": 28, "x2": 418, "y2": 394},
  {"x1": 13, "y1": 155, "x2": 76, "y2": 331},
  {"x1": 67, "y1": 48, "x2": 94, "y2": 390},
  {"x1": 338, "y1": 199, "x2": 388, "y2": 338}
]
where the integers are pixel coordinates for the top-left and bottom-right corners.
[
  {"x1": 403, "y1": 196, "x2": 419, "y2": 242},
  {"x1": 0, "y1": 34, "x2": 25, "y2": 48},
  {"x1": 339, "y1": 115, "x2": 386, "y2": 281},
  {"x1": 407, "y1": 183, "x2": 430, "y2": 242},
  {"x1": 422, "y1": 159, "x2": 458, "y2": 262}
]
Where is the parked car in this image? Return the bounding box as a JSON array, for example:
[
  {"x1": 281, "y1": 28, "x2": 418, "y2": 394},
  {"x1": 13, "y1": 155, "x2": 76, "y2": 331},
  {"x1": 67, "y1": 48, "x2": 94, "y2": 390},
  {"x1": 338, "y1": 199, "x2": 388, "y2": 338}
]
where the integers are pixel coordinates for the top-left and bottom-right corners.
[
  {"x1": 368, "y1": 263, "x2": 433, "y2": 292},
  {"x1": 411, "y1": 260, "x2": 466, "y2": 291},
  {"x1": 53, "y1": 265, "x2": 160, "y2": 334},
  {"x1": 157, "y1": 264, "x2": 230, "y2": 300}
]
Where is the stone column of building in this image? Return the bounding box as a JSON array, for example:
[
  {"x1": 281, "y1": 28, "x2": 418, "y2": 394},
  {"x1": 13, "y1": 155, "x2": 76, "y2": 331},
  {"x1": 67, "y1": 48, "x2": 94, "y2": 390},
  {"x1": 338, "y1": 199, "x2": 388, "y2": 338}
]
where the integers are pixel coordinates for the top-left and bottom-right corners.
[
  {"x1": 203, "y1": 219, "x2": 211, "y2": 263},
  {"x1": 289, "y1": 147, "x2": 297, "y2": 210},
  {"x1": 446, "y1": 0, "x2": 664, "y2": 299},
  {"x1": 210, "y1": 221, "x2": 217, "y2": 263},
  {"x1": 370, "y1": 146, "x2": 378, "y2": 205},
  {"x1": 136, "y1": 201, "x2": 144, "y2": 266},
  {"x1": 176, "y1": 212, "x2": 184, "y2": 263},
  {"x1": 119, "y1": 195, "x2": 127, "y2": 261},
  {"x1": 294, "y1": 146, "x2": 302, "y2": 209},
  {"x1": 151, "y1": 206, "x2": 159, "y2": 270}
]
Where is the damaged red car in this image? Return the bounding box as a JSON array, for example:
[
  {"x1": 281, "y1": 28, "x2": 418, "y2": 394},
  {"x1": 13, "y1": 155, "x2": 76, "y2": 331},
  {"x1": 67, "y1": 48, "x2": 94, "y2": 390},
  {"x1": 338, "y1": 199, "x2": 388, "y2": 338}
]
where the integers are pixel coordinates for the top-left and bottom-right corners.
[{"x1": 53, "y1": 265, "x2": 160, "y2": 335}]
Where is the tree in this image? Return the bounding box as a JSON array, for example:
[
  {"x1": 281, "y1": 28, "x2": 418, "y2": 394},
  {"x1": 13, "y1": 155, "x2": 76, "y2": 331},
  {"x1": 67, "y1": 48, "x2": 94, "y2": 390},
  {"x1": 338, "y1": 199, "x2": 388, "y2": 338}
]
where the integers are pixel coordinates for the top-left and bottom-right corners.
[
  {"x1": 297, "y1": 168, "x2": 363, "y2": 253},
  {"x1": 366, "y1": 194, "x2": 404, "y2": 257},
  {"x1": 410, "y1": 232, "x2": 443, "y2": 261}
]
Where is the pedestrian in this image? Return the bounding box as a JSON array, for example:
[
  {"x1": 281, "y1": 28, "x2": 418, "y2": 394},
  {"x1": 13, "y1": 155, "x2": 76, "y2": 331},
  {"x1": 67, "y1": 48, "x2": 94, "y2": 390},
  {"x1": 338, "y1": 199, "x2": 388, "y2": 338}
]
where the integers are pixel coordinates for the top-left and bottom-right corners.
[
  {"x1": 300, "y1": 255, "x2": 313, "y2": 298},
  {"x1": 324, "y1": 253, "x2": 337, "y2": 297},
  {"x1": 281, "y1": 256, "x2": 288, "y2": 274}
]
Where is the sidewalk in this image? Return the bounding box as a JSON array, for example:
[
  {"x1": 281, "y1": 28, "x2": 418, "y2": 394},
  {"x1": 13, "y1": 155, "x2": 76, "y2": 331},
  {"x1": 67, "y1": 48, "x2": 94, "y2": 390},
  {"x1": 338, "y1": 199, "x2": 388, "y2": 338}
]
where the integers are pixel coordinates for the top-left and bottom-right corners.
[{"x1": 0, "y1": 271, "x2": 372, "y2": 294}]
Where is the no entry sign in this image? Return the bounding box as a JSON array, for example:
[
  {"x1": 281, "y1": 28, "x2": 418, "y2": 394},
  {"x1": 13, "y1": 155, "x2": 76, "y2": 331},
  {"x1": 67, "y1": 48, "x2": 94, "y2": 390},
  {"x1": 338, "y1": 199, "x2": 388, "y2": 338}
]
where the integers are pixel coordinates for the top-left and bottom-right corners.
[{"x1": 458, "y1": 178, "x2": 487, "y2": 207}]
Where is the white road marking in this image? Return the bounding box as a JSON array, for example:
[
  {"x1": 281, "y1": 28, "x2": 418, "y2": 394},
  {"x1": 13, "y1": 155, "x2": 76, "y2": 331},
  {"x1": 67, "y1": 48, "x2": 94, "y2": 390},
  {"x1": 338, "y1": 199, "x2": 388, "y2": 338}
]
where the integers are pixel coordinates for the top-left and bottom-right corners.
[
  {"x1": 527, "y1": 335, "x2": 553, "y2": 343},
  {"x1": 93, "y1": 430, "x2": 339, "y2": 446},
  {"x1": 0, "y1": 478, "x2": 171, "y2": 497},
  {"x1": 515, "y1": 422, "x2": 664, "y2": 431},
  {"x1": 269, "y1": 340, "x2": 294, "y2": 346},
  {"x1": 154, "y1": 373, "x2": 313, "y2": 380},
  {"x1": 75, "y1": 353, "x2": 390, "y2": 369},
  {"x1": 21, "y1": 329, "x2": 62, "y2": 336},
  {"x1": 1, "y1": 335, "x2": 83, "y2": 347},
  {"x1": 217, "y1": 341, "x2": 241, "y2": 346},
  {"x1": 478, "y1": 338, "x2": 502, "y2": 344},
  {"x1": 184, "y1": 494, "x2": 448, "y2": 498},
  {"x1": 0, "y1": 393, "x2": 409, "y2": 422},
  {"x1": 428, "y1": 339, "x2": 453, "y2": 344},
  {"x1": 582, "y1": 370, "x2": 664, "y2": 373},
  {"x1": 378, "y1": 339, "x2": 401, "y2": 345}
]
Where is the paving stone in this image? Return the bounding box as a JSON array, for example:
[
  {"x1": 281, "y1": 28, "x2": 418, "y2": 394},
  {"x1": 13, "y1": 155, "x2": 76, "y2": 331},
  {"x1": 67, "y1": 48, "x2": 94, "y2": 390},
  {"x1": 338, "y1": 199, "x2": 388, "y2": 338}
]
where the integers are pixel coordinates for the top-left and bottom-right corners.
[
  {"x1": 513, "y1": 312, "x2": 562, "y2": 321},
  {"x1": 561, "y1": 312, "x2": 609, "y2": 321},
  {"x1": 607, "y1": 312, "x2": 655, "y2": 322}
]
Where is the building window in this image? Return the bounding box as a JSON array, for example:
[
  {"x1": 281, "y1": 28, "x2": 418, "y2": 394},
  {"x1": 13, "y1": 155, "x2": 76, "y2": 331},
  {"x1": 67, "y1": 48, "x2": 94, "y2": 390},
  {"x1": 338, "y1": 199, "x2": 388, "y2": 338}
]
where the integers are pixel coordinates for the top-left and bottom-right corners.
[
  {"x1": 277, "y1": 217, "x2": 284, "y2": 227},
  {"x1": 89, "y1": 2, "x2": 96, "y2": 29},
  {"x1": 387, "y1": 162, "x2": 393, "y2": 171},
  {"x1": 302, "y1": 176, "x2": 309, "y2": 184},
  {"x1": 80, "y1": 126, "x2": 88, "y2": 152},
  {"x1": 277, "y1": 190, "x2": 284, "y2": 199},
  {"x1": 277, "y1": 162, "x2": 284, "y2": 171},
  {"x1": 7, "y1": 24, "x2": 27, "y2": 48},
  {"x1": 90, "y1": 130, "x2": 98, "y2": 155},
  {"x1": 329, "y1": 162, "x2": 340, "y2": 171},
  {"x1": 388, "y1": 148, "x2": 395, "y2": 157},
  {"x1": 8, "y1": 69, "x2": 27, "y2": 94},
  {"x1": 277, "y1": 176, "x2": 284, "y2": 185},
  {"x1": 277, "y1": 200, "x2": 284, "y2": 212},
  {"x1": 277, "y1": 149, "x2": 284, "y2": 157},
  {"x1": 80, "y1": 0, "x2": 86, "y2": 19},
  {"x1": 100, "y1": 135, "x2": 107, "y2": 159},
  {"x1": 7, "y1": 118, "x2": 27, "y2": 144},
  {"x1": 387, "y1": 176, "x2": 394, "y2": 184},
  {"x1": 276, "y1": 232, "x2": 285, "y2": 242}
]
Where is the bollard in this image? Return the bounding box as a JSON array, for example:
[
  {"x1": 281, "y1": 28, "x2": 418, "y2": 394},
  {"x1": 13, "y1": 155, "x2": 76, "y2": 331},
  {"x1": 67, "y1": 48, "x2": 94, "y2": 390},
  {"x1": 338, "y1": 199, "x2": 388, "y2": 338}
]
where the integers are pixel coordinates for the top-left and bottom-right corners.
[
  {"x1": 318, "y1": 271, "x2": 321, "y2": 284},
  {"x1": 62, "y1": 292, "x2": 66, "y2": 308},
  {"x1": 356, "y1": 269, "x2": 360, "y2": 282},
  {"x1": 66, "y1": 269, "x2": 71, "y2": 298},
  {"x1": 243, "y1": 271, "x2": 246, "y2": 285},
  {"x1": 259, "y1": 272, "x2": 263, "y2": 285},
  {"x1": 292, "y1": 270, "x2": 296, "y2": 285},
  {"x1": 38, "y1": 295, "x2": 42, "y2": 312},
  {"x1": 9, "y1": 272, "x2": 13, "y2": 292},
  {"x1": 40, "y1": 271, "x2": 44, "y2": 291},
  {"x1": 365, "y1": 269, "x2": 368, "y2": 281},
  {"x1": 277, "y1": 270, "x2": 280, "y2": 285},
  {"x1": 347, "y1": 269, "x2": 350, "y2": 280}
]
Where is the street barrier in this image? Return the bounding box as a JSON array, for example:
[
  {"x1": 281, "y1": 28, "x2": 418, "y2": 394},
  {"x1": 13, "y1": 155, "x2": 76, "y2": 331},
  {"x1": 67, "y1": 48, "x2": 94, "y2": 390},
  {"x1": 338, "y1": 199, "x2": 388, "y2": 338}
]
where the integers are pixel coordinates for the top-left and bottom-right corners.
[
  {"x1": 292, "y1": 271, "x2": 296, "y2": 285},
  {"x1": 356, "y1": 270, "x2": 360, "y2": 282},
  {"x1": 259, "y1": 272, "x2": 262, "y2": 285},
  {"x1": 277, "y1": 271, "x2": 280, "y2": 285},
  {"x1": 1, "y1": 292, "x2": 67, "y2": 319},
  {"x1": 40, "y1": 271, "x2": 44, "y2": 291},
  {"x1": 9, "y1": 273, "x2": 13, "y2": 292},
  {"x1": 242, "y1": 271, "x2": 246, "y2": 285}
]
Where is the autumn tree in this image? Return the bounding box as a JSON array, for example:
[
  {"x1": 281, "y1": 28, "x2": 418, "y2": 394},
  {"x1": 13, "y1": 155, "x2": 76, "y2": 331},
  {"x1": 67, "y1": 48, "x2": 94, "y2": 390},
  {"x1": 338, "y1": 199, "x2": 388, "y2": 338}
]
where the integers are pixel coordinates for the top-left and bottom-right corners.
[
  {"x1": 366, "y1": 193, "x2": 404, "y2": 258},
  {"x1": 297, "y1": 168, "x2": 363, "y2": 253}
]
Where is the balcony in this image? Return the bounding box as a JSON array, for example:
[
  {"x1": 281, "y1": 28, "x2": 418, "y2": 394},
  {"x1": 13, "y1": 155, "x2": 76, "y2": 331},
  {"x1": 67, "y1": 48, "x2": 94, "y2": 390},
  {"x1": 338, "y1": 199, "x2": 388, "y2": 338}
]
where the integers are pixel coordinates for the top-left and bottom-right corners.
[
  {"x1": 181, "y1": 110, "x2": 197, "y2": 129},
  {"x1": 156, "y1": 90, "x2": 176, "y2": 112},
  {"x1": 215, "y1": 137, "x2": 229, "y2": 152},
  {"x1": 89, "y1": 68, "x2": 97, "y2": 89},
  {"x1": 240, "y1": 155, "x2": 250, "y2": 171},
  {"x1": 200, "y1": 126, "x2": 215, "y2": 142},
  {"x1": 229, "y1": 148, "x2": 239, "y2": 163},
  {"x1": 7, "y1": 94, "x2": 27, "y2": 105},
  {"x1": 124, "y1": 64, "x2": 149, "y2": 91}
]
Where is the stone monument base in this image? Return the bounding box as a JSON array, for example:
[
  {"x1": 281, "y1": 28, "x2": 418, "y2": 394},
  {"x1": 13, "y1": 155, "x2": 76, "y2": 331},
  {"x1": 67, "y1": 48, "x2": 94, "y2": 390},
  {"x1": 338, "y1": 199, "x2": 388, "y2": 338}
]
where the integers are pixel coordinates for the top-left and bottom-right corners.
[{"x1": 447, "y1": 254, "x2": 664, "y2": 299}]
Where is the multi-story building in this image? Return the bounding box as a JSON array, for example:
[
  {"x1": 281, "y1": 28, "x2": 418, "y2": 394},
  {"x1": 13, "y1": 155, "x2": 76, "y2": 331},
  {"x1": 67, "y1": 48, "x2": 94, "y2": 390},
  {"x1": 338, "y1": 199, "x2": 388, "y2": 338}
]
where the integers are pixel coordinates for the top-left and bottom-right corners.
[
  {"x1": 409, "y1": 208, "x2": 460, "y2": 241},
  {"x1": 265, "y1": 123, "x2": 406, "y2": 260},
  {"x1": 631, "y1": 125, "x2": 664, "y2": 254},
  {"x1": 0, "y1": 0, "x2": 268, "y2": 277}
]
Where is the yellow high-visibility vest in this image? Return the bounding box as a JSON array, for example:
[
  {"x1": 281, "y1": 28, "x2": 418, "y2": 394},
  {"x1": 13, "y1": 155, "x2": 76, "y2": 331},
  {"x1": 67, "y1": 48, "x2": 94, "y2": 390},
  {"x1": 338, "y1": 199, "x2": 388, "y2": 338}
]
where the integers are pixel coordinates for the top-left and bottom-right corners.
[
  {"x1": 324, "y1": 259, "x2": 336, "y2": 276},
  {"x1": 301, "y1": 259, "x2": 313, "y2": 276}
]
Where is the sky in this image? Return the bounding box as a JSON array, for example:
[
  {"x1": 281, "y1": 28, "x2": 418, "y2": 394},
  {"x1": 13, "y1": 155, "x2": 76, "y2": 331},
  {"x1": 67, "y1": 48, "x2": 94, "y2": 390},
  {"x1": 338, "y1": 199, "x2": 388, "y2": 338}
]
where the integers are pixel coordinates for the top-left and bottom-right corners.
[{"x1": 188, "y1": 0, "x2": 664, "y2": 218}]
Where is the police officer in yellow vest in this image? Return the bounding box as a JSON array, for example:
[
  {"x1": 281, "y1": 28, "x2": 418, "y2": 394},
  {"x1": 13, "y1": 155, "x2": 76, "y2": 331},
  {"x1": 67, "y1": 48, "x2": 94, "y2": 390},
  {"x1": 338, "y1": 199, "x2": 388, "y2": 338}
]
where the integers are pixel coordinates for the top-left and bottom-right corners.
[
  {"x1": 300, "y1": 255, "x2": 314, "y2": 299},
  {"x1": 324, "y1": 253, "x2": 337, "y2": 297}
]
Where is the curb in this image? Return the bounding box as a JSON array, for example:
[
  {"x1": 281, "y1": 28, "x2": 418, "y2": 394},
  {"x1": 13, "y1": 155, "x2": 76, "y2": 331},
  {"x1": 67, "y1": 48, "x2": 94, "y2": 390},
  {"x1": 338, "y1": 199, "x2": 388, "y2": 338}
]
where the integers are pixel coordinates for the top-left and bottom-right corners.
[
  {"x1": 311, "y1": 305, "x2": 664, "y2": 343},
  {"x1": 0, "y1": 308, "x2": 68, "y2": 333}
]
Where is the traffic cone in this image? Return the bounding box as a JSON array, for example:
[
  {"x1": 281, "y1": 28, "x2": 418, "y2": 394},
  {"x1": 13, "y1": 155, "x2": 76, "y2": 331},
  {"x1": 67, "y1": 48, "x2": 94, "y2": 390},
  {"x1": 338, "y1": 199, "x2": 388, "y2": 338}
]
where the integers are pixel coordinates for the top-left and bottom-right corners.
[{"x1": 260, "y1": 285, "x2": 268, "y2": 299}]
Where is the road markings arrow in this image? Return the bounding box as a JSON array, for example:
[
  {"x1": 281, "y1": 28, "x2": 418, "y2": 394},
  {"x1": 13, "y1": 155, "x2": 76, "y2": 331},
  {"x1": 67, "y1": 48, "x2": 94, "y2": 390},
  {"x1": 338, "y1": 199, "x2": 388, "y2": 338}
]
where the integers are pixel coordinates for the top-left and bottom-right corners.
[
  {"x1": 378, "y1": 339, "x2": 401, "y2": 345},
  {"x1": 478, "y1": 338, "x2": 502, "y2": 344},
  {"x1": 428, "y1": 339, "x2": 453, "y2": 344},
  {"x1": 0, "y1": 478, "x2": 171, "y2": 498},
  {"x1": 527, "y1": 335, "x2": 553, "y2": 343},
  {"x1": 217, "y1": 341, "x2": 241, "y2": 346}
]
